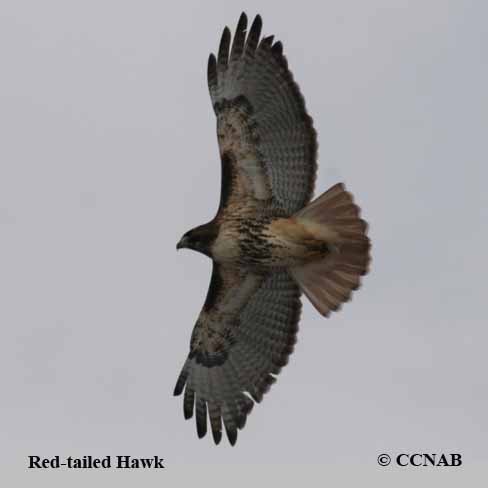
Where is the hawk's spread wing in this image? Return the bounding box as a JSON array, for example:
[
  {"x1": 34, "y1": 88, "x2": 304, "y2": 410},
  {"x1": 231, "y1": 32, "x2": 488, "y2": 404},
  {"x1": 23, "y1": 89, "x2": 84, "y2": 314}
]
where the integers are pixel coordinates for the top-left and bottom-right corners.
[
  {"x1": 208, "y1": 13, "x2": 317, "y2": 216},
  {"x1": 174, "y1": 266, "x2": 301, "y2": 445}
]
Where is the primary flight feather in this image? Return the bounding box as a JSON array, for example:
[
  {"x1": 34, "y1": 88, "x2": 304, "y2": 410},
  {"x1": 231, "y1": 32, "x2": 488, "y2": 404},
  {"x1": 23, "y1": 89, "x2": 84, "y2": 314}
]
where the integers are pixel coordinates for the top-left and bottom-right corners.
[{"x1": 174, "y1": 12, "x2": 371, "y2": 445}]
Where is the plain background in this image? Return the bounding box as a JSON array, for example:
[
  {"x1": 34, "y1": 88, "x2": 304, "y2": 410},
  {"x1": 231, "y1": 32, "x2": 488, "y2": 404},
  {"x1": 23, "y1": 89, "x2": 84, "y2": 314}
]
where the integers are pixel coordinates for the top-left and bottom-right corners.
[{"x1": 1, "y1": 0, "x2": 486, "y2": 486}]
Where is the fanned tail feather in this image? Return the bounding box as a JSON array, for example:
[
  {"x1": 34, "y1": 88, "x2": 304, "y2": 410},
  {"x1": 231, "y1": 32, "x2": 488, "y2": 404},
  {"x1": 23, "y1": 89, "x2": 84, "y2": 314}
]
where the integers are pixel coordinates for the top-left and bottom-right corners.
[{"x1": 291, "y1": 183, "x2": 370, "y2": 316}]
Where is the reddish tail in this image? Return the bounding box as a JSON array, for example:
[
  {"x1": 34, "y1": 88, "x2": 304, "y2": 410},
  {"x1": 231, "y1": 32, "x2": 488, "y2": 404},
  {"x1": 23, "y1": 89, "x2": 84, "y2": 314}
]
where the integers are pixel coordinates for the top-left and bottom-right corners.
[{"x1": 290, "y1": 183, "x2": 370, "y2": 317}]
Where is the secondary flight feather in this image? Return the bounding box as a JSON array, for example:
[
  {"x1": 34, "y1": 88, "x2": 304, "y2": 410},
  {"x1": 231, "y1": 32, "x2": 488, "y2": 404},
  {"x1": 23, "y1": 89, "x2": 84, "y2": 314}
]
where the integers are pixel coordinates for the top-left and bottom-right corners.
[{"x1": 174, "y1": 12, "x2": 371, "y2": 445}]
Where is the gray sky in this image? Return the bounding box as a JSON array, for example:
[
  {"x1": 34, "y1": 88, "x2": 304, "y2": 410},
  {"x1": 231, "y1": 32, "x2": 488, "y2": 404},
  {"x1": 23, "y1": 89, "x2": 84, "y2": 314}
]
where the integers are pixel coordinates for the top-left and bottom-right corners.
[{"x1": 1, "y1": 0, "x2": 487, "y2": 486}]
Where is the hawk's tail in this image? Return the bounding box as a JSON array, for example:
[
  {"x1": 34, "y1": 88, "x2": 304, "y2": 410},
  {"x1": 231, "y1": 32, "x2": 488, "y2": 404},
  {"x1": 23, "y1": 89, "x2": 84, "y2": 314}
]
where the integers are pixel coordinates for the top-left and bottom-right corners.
[{"x1": 290, "y1": 183, "x2": 371, "y2": 317}]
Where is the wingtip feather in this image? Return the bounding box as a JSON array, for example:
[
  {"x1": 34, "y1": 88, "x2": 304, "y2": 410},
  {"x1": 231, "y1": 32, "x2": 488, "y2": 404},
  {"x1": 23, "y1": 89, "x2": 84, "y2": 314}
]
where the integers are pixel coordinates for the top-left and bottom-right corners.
[
  {"x1": 237, "y1": 12, "x2": 248, "y2": 29},
  {"x1": 218, "y1": 26, "x2": 231, "y2": 68}
]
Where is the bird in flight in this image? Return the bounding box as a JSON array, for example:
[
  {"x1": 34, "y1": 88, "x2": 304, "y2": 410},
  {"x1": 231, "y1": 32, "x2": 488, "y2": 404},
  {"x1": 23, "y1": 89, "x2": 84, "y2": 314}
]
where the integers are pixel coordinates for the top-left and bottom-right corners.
[{"x1": 175, "y1": 12, "x2": 370, "y2": 445}]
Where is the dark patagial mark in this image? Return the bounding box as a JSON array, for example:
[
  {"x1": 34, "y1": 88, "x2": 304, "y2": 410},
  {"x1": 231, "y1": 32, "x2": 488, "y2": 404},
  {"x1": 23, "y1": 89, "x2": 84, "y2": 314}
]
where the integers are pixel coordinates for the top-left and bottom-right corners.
[
  {"x1": 219, "y1": 151, "x2": 237, "y2": 210},
  {"x1": 202, "y1": 263, "x2": 224, "y2": 313}
]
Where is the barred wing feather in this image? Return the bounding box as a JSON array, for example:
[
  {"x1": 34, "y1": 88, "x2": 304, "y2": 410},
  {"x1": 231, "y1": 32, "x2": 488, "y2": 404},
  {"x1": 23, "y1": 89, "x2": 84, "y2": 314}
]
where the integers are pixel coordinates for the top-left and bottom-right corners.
[
  {"x1": 208, "y1": 13, "x2": 317, "y2": 215},
  {"x1": 174, "y1": 267, "x2": 301, "y2": 445}
]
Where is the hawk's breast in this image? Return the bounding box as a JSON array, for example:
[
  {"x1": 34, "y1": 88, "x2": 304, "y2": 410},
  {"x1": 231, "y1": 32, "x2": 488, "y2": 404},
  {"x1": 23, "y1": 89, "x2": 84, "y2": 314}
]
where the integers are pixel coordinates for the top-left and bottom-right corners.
[{"x1": 211, "y1": 213, "x2": 275, "y2": 265}]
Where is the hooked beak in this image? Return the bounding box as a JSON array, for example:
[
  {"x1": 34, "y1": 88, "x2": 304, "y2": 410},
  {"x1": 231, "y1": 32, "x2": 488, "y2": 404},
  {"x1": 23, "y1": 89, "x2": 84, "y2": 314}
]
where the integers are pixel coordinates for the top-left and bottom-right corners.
[{"x1": 176, "y1": 236, "x2": 189, "y2": 250}]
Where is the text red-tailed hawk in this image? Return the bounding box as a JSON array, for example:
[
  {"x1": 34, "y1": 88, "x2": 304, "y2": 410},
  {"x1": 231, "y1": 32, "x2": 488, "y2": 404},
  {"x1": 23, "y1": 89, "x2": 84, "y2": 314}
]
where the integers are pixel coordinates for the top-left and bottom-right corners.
[{"x1": 175, "y1": 13, "x2": 370, "y2": 445}]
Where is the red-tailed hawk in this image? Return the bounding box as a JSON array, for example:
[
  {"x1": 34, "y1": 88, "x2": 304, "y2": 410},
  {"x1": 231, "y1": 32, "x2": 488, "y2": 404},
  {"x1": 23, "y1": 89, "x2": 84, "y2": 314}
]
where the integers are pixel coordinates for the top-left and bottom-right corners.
[{"x1": 175, "y1": 13, "x2": 370, "y2": 445}]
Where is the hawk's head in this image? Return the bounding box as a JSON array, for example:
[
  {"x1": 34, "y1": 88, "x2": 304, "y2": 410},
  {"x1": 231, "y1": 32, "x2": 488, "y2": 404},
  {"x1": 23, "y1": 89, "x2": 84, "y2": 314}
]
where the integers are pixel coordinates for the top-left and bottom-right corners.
[{"x1": 177, "y1": 223, "x2": 218, "y2": 258}]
